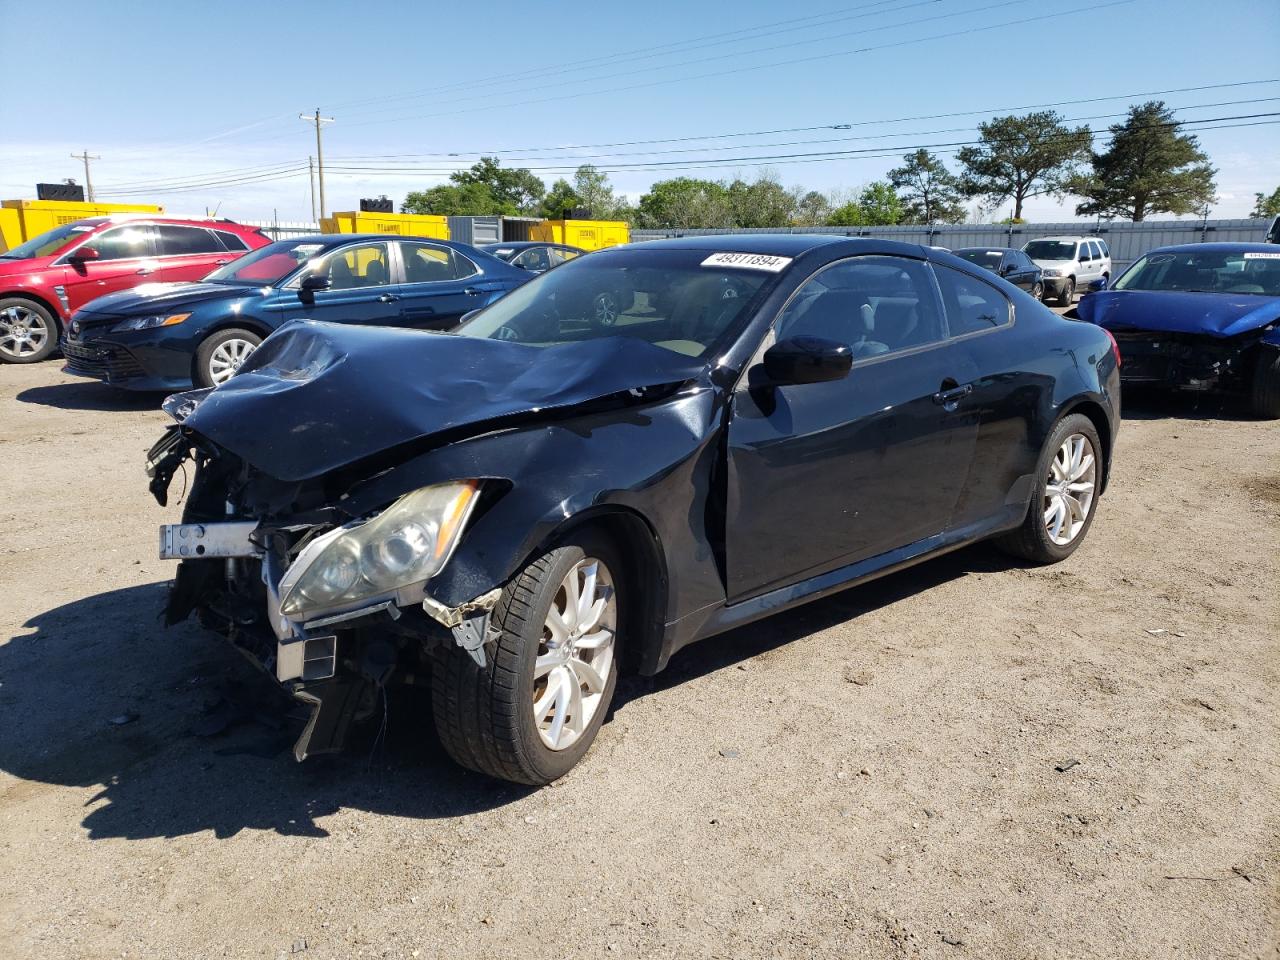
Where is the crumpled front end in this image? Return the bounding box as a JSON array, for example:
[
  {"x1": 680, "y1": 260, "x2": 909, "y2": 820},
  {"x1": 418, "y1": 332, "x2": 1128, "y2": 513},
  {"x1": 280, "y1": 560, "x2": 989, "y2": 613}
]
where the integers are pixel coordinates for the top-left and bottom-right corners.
[
  {"x1": 1107, "y1": 327, "x2": 1268, "y2": 393},
  {"x1": 147, "y1": 425, "x2": 504, "y2": 761}
]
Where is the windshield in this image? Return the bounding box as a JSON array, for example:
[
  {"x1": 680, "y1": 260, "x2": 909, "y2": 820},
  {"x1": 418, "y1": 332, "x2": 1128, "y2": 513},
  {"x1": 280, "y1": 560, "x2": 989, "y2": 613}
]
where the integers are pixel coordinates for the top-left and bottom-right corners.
[
  {"x1": 455, "y1": 248, "x2": 775, "y2": 358},
  {"x1": 202, "y1": 238, "x2": 329, "y2": 284},
  {"x1": 956, "y1": 249, "x2": 1003, "y2": 270},
  {"x1": 0, "y1": 222, "x2": 96, "y2": 260},
  {"x1": 1024, "y1": 240, "x2": 1078, "y2": 261},
  {"x1": 1113, "y1": 250, "x2": 1280, "y2": 296}
]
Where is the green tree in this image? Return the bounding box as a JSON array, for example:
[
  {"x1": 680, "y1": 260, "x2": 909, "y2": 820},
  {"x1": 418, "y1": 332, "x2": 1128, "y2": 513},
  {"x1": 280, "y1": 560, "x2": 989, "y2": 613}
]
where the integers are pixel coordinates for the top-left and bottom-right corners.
[
  {"x1": 958, "y1": 111, "x2": 1091, "y2": 220},
  {"x1": 856, "y1": 180, "x2": 903, "y2": 225},
  {"x1": 634, "y1": 178, "x2": 733, "y2": 229},
  {"x1": 539, "y1": 178, "x2": 582, "y2": 219},
  {"x1": 403, "y1": 181, "x2": 502, "y2": 216},
  {"x1": 1070, "y1": 102, "x2": 1216, "y2": 222},
  {"x1": 791, "y1": 189, "x2": 832, "y2": 226},
  {"x1": 1250, "y1": 186, "x2": 1280, "y2": 219},
  {"x1": 449, "y1": 157, "x2": 546, "y2": 215},
  {"x1": 726, "y1": 173, "x2": 797, "y2": 227},
  {"x1": 888, "y1": 149, "x2": 967, "y2": 224},
  {"x1": 825, "y1": 202, "x2": 864, "y2": 227},
  {"x1": 572, "y1": 165, "x2": 623, "y2": 218}
]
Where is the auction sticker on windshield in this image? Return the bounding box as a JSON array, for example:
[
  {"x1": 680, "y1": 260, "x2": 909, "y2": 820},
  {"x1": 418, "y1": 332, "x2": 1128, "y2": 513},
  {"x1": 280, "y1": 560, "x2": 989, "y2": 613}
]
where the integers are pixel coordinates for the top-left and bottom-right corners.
[
  {"x1": 1244, "y1": 252, "x2": 1280, "y2": 260},
  {"x1": 701, "y1": 252, "x2": 793, "y2": 272}
]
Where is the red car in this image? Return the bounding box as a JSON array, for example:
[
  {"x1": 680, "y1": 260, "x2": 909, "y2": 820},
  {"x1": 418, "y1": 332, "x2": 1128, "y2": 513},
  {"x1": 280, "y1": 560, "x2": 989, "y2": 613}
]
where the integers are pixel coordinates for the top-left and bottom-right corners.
[{"x1": 0, "y1": 216, "x2": 270, "y2": 364}]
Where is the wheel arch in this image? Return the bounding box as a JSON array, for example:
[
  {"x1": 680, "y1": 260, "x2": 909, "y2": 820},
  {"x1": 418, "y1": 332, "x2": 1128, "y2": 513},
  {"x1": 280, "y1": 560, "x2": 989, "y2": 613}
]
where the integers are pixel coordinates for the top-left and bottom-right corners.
[
  {"x1": 0, "y1": 290, "x2": 63, "y2": 330},
  {"x1": 1059, "y1": 397, "x2": 1113, "y2": 494},
  {"x1": 189, "y1": 317, "x2": 272, "y2": 383}
]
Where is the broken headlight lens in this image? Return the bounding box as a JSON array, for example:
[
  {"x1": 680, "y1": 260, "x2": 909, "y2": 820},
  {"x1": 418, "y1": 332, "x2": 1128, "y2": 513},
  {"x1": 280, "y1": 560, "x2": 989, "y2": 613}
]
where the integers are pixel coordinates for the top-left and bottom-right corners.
[{"x1": 278, "y1": 481, "x2": 480, "y2": 619}]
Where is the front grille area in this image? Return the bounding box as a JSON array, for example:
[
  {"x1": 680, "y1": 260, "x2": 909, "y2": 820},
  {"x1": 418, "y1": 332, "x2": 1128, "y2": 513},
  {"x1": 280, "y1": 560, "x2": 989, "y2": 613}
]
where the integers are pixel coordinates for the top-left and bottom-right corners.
[
  {"x1": 61, "y1": 338, "x2": 145, "y2": 383},
  {"x1": 1109, "y1": 328, "x2": 1245, "y2": 387}
]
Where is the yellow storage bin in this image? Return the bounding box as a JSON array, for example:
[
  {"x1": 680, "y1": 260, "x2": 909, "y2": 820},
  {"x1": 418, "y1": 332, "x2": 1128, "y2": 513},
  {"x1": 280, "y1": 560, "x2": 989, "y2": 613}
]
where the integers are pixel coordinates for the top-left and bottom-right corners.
[
  {"x1": 322, "y1": 211, "x2": 449, "y2": 240},
  {"x1": 0, "y1": 208, "x2": 23, "y2": 253},
  {"x1": 0, "y1": 199, "x2": 164, "y2": 248},
  {"x1": 529, "y1": 219, "x2": 630, "y2": 251}
]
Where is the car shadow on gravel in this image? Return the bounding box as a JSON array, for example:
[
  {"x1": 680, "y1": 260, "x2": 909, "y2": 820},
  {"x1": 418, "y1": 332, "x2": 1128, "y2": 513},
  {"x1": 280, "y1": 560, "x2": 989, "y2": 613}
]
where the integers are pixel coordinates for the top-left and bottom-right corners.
[
  {"x1": 15, "y1": 380, "x2": 165, "y2": 412},
  {"x1": 2, "y1": 546, "x2": 1014, "y2": 841},
  {"x1": 1120, "y1": 386, "x2": 1258, "y2": 422}
]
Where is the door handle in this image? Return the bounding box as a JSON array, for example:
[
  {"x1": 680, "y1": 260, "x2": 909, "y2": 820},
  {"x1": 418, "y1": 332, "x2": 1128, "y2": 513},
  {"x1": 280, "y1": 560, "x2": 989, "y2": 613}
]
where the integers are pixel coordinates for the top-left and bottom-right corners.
[
  {"x1": 136, "y1": 268, "x2": 156, "y2": 276},
  {"x1": 463, "y1": 287, "x2": 481, "y2": 296},
  {"x1": 377, "y1": 293, "x2": 401, "y2": 303},
  {"x1": 213, "y1": 259, "x2": 231, "y2": 265},
  {"x1": 933, "y1": 383, "x2": 973, "y2": 405}
]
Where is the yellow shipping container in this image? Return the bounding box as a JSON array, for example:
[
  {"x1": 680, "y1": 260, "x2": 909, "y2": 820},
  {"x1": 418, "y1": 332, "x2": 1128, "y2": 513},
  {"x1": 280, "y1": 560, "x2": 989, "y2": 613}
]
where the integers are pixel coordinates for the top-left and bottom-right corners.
[
  {"x1": 0, "y1": 199, "x2": 164, "y2": 252},
  {"x1": 529, "y1": 219, "x2": 629, "y2": 251},
  {"x1": 322, "y1": 211, "x2": 449, "y2": 240}
]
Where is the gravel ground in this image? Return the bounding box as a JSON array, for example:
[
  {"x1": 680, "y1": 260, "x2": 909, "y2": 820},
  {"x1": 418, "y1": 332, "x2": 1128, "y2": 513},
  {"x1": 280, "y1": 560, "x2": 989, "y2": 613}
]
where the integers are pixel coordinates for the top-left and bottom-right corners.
[{"x1": 1, "y1": 352, "x2": 1277, "y2": 960}]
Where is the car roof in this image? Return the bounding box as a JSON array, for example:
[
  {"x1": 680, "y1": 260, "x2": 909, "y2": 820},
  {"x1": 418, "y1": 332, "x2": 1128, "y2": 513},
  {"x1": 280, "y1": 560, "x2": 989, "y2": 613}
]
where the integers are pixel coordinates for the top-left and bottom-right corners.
[
  {"x1": 1144, "y1": 241, "x2": 1280, "y2": 255},
  {"x1": 479, "y1": 240, "x2": 579, "y2": 251},
  {"x1": 954, "y1": 246, "x2": 1019, "y2": 253},
  {"x1": 73, "y1": 215, "x2": 260, "y2": 230},
  {"x1": 271, "y1": 233, "x2": 483, "y2": 251},
  {"x1": 1026, "y1": 235, "x2": 1103, "y2": 242}
]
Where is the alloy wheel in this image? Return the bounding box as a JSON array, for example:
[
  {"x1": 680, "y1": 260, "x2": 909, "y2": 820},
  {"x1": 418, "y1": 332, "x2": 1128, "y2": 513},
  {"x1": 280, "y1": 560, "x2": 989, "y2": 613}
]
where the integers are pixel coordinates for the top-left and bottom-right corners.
[
  {"x1": 207, "y1": 337, "x2": 256, "y2": 384},
  {"x1": 593, "y1": 292, "x2": 619, "y2": 326},
  {"x1": 1043, "y1": 433, "x2": 1096, "y2": 545},
  {"x1": 1032, "y1": 281, "x2": 1044, "y2": 300},
  {"x1": 0, "y1": 305, "x2": 50, "y2": 360},
  {"x1": 532, "y1": 557, "x2": 617, "y2": 751}
]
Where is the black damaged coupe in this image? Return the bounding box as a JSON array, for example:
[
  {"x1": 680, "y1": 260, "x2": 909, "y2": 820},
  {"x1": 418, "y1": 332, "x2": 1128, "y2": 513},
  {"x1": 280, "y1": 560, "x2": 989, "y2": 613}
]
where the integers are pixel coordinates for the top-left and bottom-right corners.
[{"x1": 147, "y1": 235, "x2": 1121, "y2": 784}]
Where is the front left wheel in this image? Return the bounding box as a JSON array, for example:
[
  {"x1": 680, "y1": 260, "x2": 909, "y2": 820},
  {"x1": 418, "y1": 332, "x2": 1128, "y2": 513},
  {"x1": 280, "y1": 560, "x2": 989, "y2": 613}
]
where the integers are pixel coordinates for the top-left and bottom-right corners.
[
  {"x1": 0, "y1": 297, "x2": 59, "y2": 364},
  {"x1": 194, "y1": 327, "x2": 261, "y2": 388},
  {"x1": 432, "y1": 536, "x2": 622, "y2": 785},
  {"x1": 1251, "y1": 349, "x2": 1280, "y2": 418}
]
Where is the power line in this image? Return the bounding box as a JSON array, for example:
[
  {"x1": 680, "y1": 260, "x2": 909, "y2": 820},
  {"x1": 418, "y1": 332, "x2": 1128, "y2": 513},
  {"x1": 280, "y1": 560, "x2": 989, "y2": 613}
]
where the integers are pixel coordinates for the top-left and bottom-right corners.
[{"x1": 100, "y1": 166, "x2": 310, "y2": 198}]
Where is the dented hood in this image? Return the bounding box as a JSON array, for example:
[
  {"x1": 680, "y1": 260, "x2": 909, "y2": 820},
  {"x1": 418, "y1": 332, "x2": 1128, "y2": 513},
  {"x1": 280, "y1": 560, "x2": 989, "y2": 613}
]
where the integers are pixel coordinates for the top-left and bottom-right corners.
[
  {"x1": 1078, "y1": 289, "x2": 1280, "y2": 337},
  {"x1": 176, "y1": 320, "x2": 706, "y2": 482}
]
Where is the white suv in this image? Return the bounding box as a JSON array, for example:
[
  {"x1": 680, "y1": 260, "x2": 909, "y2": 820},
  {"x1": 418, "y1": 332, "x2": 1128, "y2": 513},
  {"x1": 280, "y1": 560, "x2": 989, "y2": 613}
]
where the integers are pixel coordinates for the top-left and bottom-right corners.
[{"x1": 1022, "y1": 236, "x2": 1112, "y2": 306}]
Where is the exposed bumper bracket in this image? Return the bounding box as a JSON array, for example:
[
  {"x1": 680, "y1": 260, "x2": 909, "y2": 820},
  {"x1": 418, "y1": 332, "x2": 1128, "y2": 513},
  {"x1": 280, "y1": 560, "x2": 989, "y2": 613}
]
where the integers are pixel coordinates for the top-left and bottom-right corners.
[
  {"x1": 159, "y1": 521, "x2": 262, "y2": 560},
  {"x1": 423, "y1": 587, "x2": 503, "y2": 668}
]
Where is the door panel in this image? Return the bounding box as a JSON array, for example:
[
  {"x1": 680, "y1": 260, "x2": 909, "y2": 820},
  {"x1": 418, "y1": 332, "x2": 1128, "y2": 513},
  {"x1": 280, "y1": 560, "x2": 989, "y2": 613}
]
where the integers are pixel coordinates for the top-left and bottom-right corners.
[
  {"x1": 393, "y1": 241, "x2": 486, "y2": 329},
  {"x1": 724, "y1": 255, "x2": 979, "y2": 602},
  {"x1": 280, "y1": 242, "x2": 400, "y2": 325},
  {"x1": 155, "y1": 225, "x2": 234, "y2": 283},
  {"x1": 61, "y1": 224, "x2": 161, "y2": 312}
]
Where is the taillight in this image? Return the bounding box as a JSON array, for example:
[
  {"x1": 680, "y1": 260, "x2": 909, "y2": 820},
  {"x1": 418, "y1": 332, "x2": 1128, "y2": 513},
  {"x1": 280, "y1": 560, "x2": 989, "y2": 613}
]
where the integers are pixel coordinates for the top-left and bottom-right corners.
[{"x1": 1103, "y1": 328, "x2": 1121, "y2": 368}]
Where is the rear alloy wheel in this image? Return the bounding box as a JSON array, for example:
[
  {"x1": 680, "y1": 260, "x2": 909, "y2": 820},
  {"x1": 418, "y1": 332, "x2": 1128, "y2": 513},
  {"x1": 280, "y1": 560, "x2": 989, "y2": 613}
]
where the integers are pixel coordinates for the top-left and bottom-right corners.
[
  {"x1": 995, "y1": 413, "x2": 1102, "y2": 564},
  {"x1": 432, "y1": 537, "x2": 622, "y2": 785},
  {"x1": 0, "y1": 298, "x2": 58, "y2": 363},
  {"x1": 195, "y1": 327, "x2": 262, "y2": 388},
  {"x1": 592, "y1": 291, "x2": 620, "y2": 326},
  {"x1": 1057, "y1": 277, "x2": 1076, "y2": 307}
]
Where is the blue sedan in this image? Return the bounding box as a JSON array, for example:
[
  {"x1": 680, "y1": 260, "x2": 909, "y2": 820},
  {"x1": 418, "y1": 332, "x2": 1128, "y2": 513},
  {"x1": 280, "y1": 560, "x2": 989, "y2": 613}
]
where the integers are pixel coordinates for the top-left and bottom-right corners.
[
  {"x1": 1076, "y1": 243, "x2": 1280, "y2": 417},
  {"x1": 61, "y1": 234, "x2": 531, "y2": 390}
]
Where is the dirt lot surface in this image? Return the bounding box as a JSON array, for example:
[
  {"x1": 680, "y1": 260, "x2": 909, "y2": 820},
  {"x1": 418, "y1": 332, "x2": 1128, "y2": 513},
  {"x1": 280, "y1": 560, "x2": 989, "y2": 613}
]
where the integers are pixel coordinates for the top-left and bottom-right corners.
[{"x1": 1, "y1": 355, "x2": 1277, "y2": 960}]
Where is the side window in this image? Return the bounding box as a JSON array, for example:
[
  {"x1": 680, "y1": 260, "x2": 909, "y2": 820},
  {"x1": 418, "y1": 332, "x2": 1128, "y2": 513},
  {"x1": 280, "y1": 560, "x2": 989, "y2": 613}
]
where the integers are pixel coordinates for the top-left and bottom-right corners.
[
  {"x1": 775, "y1": 256, "x2": 945, "y2": 359},
  {"x1": 89, "y1": 225, "x2": 157, "y2": 261},
  {"x1": 324, "y1": 243, "x2": 390, "y2": 290},
  {"x1": 549, "y1": 246, "x2": 581, "y2": 266},
  {"x1": 1088, "y1": 241, "x2": 1103, "y2": 261},
  {"x1": 396, "y1": 241, "x2": 475, "y2": 283},
  {"x1": 214, "y1": 230, "x2": 249, "y2": 252},
  {"x1": 1078, "y1": 242, "x2": 1092, "y2": 262},
  {"x1": 1097, "y1": 239, "x2": 1110, "y2": 258},
  {"x1": 934, "y1": 264, "x2": 1013, "y2": 336},
  {"x1": 513, "y1": 247, "x2": 551, "y2": 272},
  {"x1": 156, "y1": 225, "x2": 225, "y2": 256}
]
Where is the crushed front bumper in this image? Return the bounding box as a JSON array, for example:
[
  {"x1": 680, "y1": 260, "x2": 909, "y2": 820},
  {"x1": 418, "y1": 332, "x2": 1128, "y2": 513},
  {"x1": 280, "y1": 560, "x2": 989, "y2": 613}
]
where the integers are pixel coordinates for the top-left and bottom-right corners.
[{"x1": 1110, "y1": 329, "x2": 1250, "y2": 392}]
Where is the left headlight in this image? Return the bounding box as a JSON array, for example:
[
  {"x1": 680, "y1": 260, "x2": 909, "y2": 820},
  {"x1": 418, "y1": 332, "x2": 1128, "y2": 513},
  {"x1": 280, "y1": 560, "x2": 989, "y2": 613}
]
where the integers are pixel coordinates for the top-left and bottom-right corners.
[
  {"x1": 111, "y1": 312, "x2": 191, "y2": 332},
  {"x1": 278, "y1": 481, "x2": 480, "y2": 620}
]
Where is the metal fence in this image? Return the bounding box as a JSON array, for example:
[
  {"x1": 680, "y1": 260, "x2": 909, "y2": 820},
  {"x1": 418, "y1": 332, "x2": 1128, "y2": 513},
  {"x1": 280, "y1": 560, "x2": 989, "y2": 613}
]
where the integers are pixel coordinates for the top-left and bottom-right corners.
[
  {"x1": 631, "y1": 219, "x2": 1273, "y2": 272},
  {"x1": 240, "y1": 219, "x2": 320, "y2": 240}
]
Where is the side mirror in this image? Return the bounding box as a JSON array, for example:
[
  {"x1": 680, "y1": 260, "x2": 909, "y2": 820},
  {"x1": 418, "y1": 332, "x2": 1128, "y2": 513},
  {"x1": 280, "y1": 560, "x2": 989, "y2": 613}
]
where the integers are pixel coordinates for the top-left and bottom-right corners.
[
  {"x1": 1000, "y1": 262, "x2": 1016, "y2": 276},
  {"x1": 1087, "y1": 277, "x2": 1108, "y2": 292},
  {"x1": 298, "y1": 273, "x2": 331, "y2": 305},
  {"x1": 69, "y1": 246, "x2": 101, "y2": 263},
  {"x1": 762, "y1": 336, "x2": 853, "y2": 386}
]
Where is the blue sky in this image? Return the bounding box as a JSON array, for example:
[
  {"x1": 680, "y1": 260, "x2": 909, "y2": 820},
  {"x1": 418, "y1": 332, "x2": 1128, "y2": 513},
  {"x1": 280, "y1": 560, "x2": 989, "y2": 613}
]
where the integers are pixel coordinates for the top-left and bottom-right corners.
[{"x1": 1, "y1": 0, "x2": 1277, "y2": 223}]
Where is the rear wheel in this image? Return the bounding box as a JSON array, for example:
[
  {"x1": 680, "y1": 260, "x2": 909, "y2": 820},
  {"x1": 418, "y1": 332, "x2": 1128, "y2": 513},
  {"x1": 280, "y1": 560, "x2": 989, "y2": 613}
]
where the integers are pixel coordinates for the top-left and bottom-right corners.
[
  {"x1": 1250, "y1": 349, "x2": 1280, "y2": 419},
  {"x1": 432, "y1": 535, "x2": 622, "y2": 785},
  {"x1": 194, "y1": 327, "x2": 261, "y2": 388},
  {"x1": 0, "y1": 297, "x2": 58, "y2": 363},
  {"x1": 995, "y1": 413, "x2": 1102, "y2": 564}
]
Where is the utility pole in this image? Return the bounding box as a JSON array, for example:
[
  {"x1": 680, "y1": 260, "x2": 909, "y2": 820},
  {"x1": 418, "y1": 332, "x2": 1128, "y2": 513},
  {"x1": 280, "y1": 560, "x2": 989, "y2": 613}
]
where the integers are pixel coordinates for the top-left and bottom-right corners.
[
  {"x1": 307, "y1": 155, "x2": 317, "y2": 223},
  {"x1": 71, "y1": 150, "x2": 101, "y2": 201},
  {"x1": 299, "y1": 109, "x2": 334, "y2": 219}
]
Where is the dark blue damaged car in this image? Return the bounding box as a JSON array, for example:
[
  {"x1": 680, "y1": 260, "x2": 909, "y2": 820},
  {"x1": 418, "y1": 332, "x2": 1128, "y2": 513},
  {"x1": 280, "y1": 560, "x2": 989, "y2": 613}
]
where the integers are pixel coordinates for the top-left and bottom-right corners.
[
  {"x1": 145, "y1": 235, "x2": 1120, "y2": 785},
  {"x1": 1075, "y1": 243, "x2": 1280, "y2": 417}
]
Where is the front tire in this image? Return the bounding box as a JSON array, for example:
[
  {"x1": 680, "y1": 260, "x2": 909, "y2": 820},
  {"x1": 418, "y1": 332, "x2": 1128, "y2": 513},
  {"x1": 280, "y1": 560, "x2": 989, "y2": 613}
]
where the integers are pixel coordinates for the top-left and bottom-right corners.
[
  {"x1": 1031, "y1": 281, "x2": 1044, "y2": 301},
  {"x1": 1056, "y1": 277, "x2": 1076, "y2": 307},
  {"x1": 194, "y1": 327, "x2": 261, "y2": 388},
  {"x1": 0, "y1": 297, "x2": 59, "y2": 363},
  {"x1": 432, "y1": 535, "x2": 623, "y2": 785},
  {"x1": 1250, "y1": 349, "x2": 1280, "y2": 419},
  {"x1": 995, "y1": 413, "x2": 1102, "y2": 564}
]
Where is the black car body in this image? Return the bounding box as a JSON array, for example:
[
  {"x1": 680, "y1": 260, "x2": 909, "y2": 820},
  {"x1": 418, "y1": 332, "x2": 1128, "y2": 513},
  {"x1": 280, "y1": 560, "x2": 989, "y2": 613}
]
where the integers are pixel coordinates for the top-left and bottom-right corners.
[
  {"x1": 479, "y1": 241, "x2": 586, "y2": 274},
  {"x1": 147, "y1": 235, "x2": 1120, "y2": 782},
  {"x1": 953, "y1": 247, "x2": 1044, "y2": 298}
]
